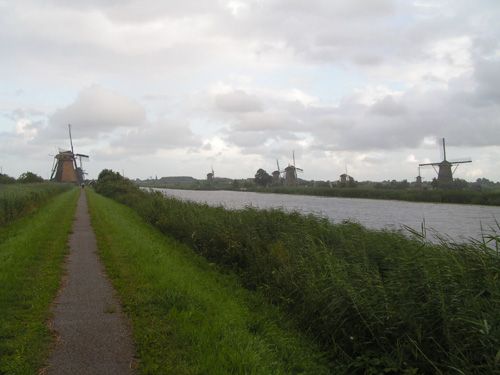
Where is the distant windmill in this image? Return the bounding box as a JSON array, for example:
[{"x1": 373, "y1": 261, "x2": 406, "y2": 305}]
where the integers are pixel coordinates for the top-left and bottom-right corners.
[
  {"x1": 415, "y1": 166, "x2": 422, "y2": 187},
  {"x1": 339, "y1": 162, "x2": 355, "y2": 185},
  {"x1": 284, "y1": 151, "x2": 303, "y2": 186},
  {"x1": 207, "y1": 166, "x2": 215, "y2": 182},
  {"x1": 272, "y1": 159, "x2": 283, "y2": 185},
  {"x1": 419, "y1": 138, "x2": 471, "y2": 185},
  {"x1": 50, "y1": 124, "x2": 89, "y2": 184}
]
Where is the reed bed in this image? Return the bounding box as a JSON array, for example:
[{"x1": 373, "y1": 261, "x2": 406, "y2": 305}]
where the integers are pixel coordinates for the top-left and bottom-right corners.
[
  {"x1": 0, "y1": 183, "x2": 73, "y2": 226},
  {"x1": 95, "y1": 170, "x2": 500, "y2": 374},
  {"x1": 251, "y1": 186, "x2": 500, "y2": 206}
]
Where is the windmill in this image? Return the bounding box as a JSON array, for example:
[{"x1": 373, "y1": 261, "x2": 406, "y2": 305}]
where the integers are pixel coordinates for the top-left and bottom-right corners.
[
  {"x1": 50, "y1": 124, "x2": 89, "y2": 184},
  {"x1": 207, "y1": 166, "x2": 214, "y2": 182},
  {"x1": 415, "y1": 166, "x2": 422, "y2": 187},
  {"x1": 419, "y1": 138, "x2": 471, "y2": 186},
  {"x1": 284, "y1": 151, "x2": 303, "y2": 186},
  {"x1": 339, "y1": 163, "x2": 355, "y2": 186},
  {"x1": 271, "y1": 159, "x2": 283, "y2": 185}
]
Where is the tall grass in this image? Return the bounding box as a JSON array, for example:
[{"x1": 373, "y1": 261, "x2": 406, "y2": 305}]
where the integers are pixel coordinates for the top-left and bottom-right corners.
[
  {"x1": 96, "y1": 170, "x2": 500, "y2": 374},
  {"x1": 0, "y1": 183, "x2": 73, "y2": 226}
]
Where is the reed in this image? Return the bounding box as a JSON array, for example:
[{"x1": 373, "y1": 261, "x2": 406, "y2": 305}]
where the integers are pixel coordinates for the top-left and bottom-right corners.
[
  {"x1": 96, "y1": 170, "x2": 500, "y2": 374},
  {"x1": 0, "y1": 183, "x2": 73, "y2": 226},
  {"x1": 250, "y1": 186, "x2": 500, "y2": 206}
]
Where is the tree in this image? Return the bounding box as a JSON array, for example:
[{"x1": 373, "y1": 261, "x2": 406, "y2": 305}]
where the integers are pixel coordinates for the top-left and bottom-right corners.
[
  {"x1": 17, "y1": 171, "x2": 44, "y2": 183},
  {"x1": 254, "y1": 168, "x2": 272, "y2": 187},
  {"x1": 0, "y1": 173, "x2": 16, "y2": 184}
]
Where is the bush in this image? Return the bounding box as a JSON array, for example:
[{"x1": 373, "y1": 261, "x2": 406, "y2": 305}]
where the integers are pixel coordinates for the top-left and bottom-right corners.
[
  {"x1": 0, "y1": 173, "x2": 16, "y2": 184},
  {"x1": 17, "y1": 171, "x2": 44, "y2": 183}
]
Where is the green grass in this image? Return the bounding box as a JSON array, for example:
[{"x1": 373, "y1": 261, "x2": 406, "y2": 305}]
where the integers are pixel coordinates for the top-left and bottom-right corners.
[
  {"x1": 94, "y1": 170, "x2": 500, "y2": 374},
  {"x1": 0, "y1": 188, "x2": 78, "y2": 374},
  {"x1": 86, "y1": 189, "x2": 330, "y2": 375},
  {"x1": 0, "y1": 183, "x2": 73, "y2": 226}
]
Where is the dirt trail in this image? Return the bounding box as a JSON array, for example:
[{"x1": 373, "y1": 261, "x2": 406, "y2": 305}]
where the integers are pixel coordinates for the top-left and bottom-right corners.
[{"x1": 46, "y1": 190, "x2": 135, "y2": 374}]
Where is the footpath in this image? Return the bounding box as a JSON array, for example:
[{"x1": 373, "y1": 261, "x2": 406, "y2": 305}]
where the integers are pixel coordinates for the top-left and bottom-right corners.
[{"x1": 46, "y1": 190, "x2": 135, "y2": 374}]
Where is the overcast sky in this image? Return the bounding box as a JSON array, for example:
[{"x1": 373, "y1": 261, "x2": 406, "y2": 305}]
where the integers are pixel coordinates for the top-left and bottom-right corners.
[{"x1": 1, "y1": 0, "x2": 499, "y2": 181}]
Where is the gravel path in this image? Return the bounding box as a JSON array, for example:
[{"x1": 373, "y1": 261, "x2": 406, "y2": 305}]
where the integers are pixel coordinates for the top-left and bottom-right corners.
[{"x1": 46, "y1": 190, "x2": 135, "y2": 374}]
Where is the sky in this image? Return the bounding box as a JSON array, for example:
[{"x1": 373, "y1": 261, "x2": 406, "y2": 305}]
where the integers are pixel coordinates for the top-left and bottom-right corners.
[{"x1": 1, "y1": 0, "x2": 499, "y2": 182}]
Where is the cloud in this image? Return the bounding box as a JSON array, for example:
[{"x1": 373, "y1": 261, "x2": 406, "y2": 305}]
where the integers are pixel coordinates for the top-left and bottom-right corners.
[
  {"x1": 215, "y1": 90, "x2": 262, "y2": 113},
  {"x1": 1, "y1": 0, "x2": 500, "y2": 180},
  {"x1": 48, "y1": 85, "x2": 146, "y2": 137},
  {"x1": 111, "y1": 119, "x2": 200, "y2": 152}
]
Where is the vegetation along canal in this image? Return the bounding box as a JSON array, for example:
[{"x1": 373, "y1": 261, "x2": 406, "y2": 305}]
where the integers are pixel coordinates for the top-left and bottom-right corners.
[{"x1": 153, "y1": 188, "x2": 500, "y2": 242}]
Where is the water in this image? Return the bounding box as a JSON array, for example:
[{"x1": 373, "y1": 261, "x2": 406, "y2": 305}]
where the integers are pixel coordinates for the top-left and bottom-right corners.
[{"x1": 151, "y1": 188, "x2": 500, "y2": 243}]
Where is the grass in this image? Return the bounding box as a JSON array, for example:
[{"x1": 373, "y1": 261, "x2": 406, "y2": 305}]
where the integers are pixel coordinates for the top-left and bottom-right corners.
[
  {"x1": 0, "y1": 183, "x2": 73, "y2": 226},
  {"x1": 95, "y1": 170, "x2": 500, "y2": 374},
  {"x1": 86, "y1": 189, "x2": 330, "y2": 375},
  {"x1": 0, "y1": 188, "x2": 79, "y2": 374}
]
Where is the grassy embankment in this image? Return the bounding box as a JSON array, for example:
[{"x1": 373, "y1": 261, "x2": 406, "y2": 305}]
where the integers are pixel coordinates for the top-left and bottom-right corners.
[
  {"x1": 145, "y1": 183, "x2": 500, "y2": 206},
  {"x1": 253, "y1": 185, "x2": 500, "y2": 206},
  {"x1": 0, "y1": 183, "x2": 73, "y2": 226},
  {"x1": 0, "y1": 188, "x2": 78, "y2": 374},
  {"x1": 96, "y1": 170, "x2": 500, "y2": 374},
  {"x1": 86, "y1": 189, "x2": 330, "y2": 374}
]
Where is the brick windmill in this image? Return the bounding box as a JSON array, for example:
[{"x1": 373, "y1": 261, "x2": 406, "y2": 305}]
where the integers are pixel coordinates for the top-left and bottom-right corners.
[
  {"x1": 272, "y1": 160, "x2": 283, "y2": 185},
  {"x1": 50, "y1": 124, "x2": 89, "y2": 184},
  {"x1": 284, "y1": 151, "x2": 303, "y2": 186},
  {"x1": 419, "y1": 138, "x2": 471, "y2": 185}
]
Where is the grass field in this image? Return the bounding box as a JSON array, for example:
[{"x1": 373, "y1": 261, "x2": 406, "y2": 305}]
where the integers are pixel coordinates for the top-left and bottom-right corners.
[
  {"x1": 0, "y1": 183, "x2": 73, "y2": 226},
  {"x1": 87, "y1": 189, "x2": 330, "y2": 375},
  {"x1": 95, "y1": 170, "x2": 500, "y2": 374},
  {"x1": 0, "y1": 188, "x2": 78, "y2": 374}
]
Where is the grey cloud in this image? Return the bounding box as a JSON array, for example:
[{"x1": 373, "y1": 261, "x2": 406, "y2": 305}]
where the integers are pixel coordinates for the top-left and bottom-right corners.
[
  {"x1": 111, "y1": 119, "x2": 200, "y2": 152},
  {"x1": 48, "y1": 85, "x2": 146, "y2": 138},
  {"x1": 474, "y1": 59, "x2": 500, "y2": 104},
  {"x1": 215, "y1": 90, "x2": 262, "y2": 113},
  {"x1": 370, "y1": 96, "x2": 407, "y2": 116}
]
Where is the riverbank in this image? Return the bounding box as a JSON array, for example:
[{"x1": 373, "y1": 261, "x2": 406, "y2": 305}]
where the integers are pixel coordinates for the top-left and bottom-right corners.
[
  {"x1": 87, "y1": 189, "x2": 330, "y2": 374},
  {"x1": 141, "y1": 183, "x2": 500, "y2": 206},
  {"x1": 0, "y1": 189, "x2": 78, "y2": 373},
  {"x1": 97, "y1": 170, "x2": 500, "y2": 374}
]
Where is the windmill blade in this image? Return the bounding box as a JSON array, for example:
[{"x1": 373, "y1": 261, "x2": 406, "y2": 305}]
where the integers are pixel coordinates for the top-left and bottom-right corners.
[
  {"x1": 449, "y1": 157, "x2": 471, "y2": 164},
  {"x1": 441, "y1": 137, "x2": 447, "y2": 161},
  {"x1": 50, "y1": 157, "x2": 57, "y2": 179},
  {"x1": 292, "y1": 150, "x2": 296, "y2": 168},
  {"x1": 68, "y1": 124, "x2": 75, "y2": 155},
  {"x1": 75, "y1": 153, "x2": 89, "y2": 158},
  {"x1": 419, "y1": 162, "x2": 441, "y2": 167},
  {"x1": 296, "y1": 168, "x2": 303, "y2": 172}
]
